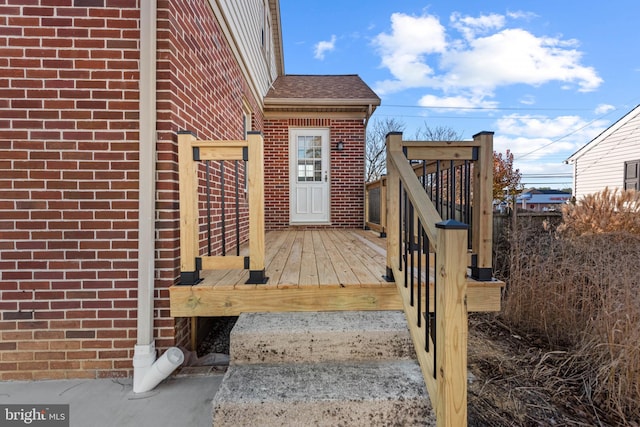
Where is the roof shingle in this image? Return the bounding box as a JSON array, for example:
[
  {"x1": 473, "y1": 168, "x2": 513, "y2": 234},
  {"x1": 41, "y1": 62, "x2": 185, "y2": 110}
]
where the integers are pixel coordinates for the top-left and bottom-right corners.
[{"x1": 265, "y1": 75, "x2": 380, "y2": 102}]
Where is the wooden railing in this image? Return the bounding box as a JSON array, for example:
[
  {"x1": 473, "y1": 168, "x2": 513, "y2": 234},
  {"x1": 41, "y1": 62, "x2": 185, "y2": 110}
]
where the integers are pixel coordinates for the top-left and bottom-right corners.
[
  {"x1": 177, "y1": 131, "x2": 266, "y2": 285},
  {"x1": 370, "y1": 131, "x2": 494, "y2": 281},
  {"x1": 365, "y1": 176, "x2": 387, "y2": 235},
  {"x1": 385, "y1": 131, "x2": 494, "y2": 426}
]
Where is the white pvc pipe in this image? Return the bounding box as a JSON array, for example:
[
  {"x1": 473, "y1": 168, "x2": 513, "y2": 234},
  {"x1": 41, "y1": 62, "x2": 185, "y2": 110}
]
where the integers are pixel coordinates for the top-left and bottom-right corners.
[
  {"x1": 136, "y1": 0, "x2": 156, "y2": 349},
  {"x1": 134, "y1": 0, "x2": 178, "y2": 394},
  {"x1": 134, "y1": 347, "x2": 185, "y2": 393}
]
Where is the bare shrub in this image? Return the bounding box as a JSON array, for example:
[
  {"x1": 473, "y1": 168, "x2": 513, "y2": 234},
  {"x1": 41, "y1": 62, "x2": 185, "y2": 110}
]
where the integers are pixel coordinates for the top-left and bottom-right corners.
[{"x1": 501, "y1": 217, "x2": 640, "y2": 423}]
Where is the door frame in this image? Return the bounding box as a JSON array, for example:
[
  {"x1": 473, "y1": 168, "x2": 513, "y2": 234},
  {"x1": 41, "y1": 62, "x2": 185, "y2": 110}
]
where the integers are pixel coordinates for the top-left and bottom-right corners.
[{"x1": 289, "y1": 127, "x2": 331, "y2": 224}]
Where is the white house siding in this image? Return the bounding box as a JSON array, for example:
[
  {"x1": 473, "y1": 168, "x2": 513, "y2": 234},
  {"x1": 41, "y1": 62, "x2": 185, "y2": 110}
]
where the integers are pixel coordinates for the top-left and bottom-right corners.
[
  {"x1": 213, "y1": 0, "x2": 281, "y2": 102},
  {"x1": 571, "y1": 108, "x2": 640, "y2": 200}
]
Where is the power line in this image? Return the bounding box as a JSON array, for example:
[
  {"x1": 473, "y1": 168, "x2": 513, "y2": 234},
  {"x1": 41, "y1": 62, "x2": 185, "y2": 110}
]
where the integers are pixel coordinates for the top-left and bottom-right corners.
[
  {"x1": 523, "y1": 175, "x2": 573, "y2": 177},
  {"x1": 378, "y1": 104, "x2": 593, "y2": 112},
  {"x1": 374, "y1": 113, "x2": 490, "y2": 120}
]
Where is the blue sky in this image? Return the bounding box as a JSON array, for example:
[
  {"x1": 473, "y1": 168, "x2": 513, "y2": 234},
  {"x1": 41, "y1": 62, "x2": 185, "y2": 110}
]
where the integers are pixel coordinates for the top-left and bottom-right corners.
[{"x1": 279, "y1": 1, "x2": 640, "y2": 189}]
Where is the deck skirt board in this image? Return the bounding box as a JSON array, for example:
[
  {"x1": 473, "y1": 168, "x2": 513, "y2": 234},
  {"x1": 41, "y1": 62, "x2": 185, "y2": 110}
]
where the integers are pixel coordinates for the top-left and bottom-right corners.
[{"x1": 169, "y1": 229, "x2": 504, "y2": 316}]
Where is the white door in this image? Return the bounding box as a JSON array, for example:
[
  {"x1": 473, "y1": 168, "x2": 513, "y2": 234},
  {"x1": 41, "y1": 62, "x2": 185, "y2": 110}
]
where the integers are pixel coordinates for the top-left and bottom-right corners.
[{"x1": 290, "y1": 128, "x2": 330, "y2": 224}]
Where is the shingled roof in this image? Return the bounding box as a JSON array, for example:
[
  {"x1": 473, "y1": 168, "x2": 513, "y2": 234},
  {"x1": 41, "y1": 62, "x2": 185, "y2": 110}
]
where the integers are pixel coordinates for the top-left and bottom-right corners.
[{"x1": 264, "y1": 75, "x2": 380, "y2": 117}]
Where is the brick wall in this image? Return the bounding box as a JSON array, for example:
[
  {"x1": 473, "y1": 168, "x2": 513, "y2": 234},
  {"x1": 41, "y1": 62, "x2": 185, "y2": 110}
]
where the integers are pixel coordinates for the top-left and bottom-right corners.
[
  {"x1": 0, "y1": 0, "x2": 142, "y2": 380},
  {"x1": 0, "y1": 0, "x2": 260, "y2": 380},
  {"x1": 263, "y1": 118, "x2": 366, "y2": 230},
  {"x1": 157, "y1": 0, "x2": 259, "y2": 279}
]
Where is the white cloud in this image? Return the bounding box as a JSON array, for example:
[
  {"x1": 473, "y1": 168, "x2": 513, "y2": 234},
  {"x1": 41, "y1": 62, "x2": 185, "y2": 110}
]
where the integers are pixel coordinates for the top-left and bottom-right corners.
[
  {"x1": 494, "y1": 134, "x2": 575, "y2": 161},
  {"x1": 440, "y1": 29, "x2": 602, "y2": 93},
  {"x1": 372, "y1": 13, "x2": 446, "y2": 93},
  {"x1": 506, "y1": 10, "x2": 538, "y2": 21},
  {"x1": 493, "y1": 114, "x2": 609, "y2": 160},
  {"x1": 519, "y1": 94, "x2": 536, "y2": 105},
  {"x1": 314, "y1": 35, "x2": 337, "y2": 60},
  {"x1": 594, "y1": 104, "x2": 615, "y2": 115},
  {"x1": 496, "y1": 114, "x2": 588, "y2": 138},
  {"x1": 373, "y1": 11, "x2": 603, "y2": 104},
  {"x1": 417, "y1": 94, "x2": 498, "y2": 109},
  {"x1": 450, "y1": 12, "x2": 505, "y2": 40}
]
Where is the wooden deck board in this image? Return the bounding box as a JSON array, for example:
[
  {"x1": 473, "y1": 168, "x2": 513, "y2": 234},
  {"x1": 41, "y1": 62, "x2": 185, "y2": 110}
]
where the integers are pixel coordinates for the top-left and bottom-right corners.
[
  {"x1": 339, "y1": 230, "x2": 389, "y2": 284},
  {"x1": 169, "y1": 228, "x2": 504, "y2": 317},
  {"x1": 299, "y1": 231, "x2": 320, "y2": 286},
  {"x1": 328, "y1": 229, "x2": 384, "y2": 286},
  {"x1": 319, "y1": 230, "x2": 360, "y2": 286},
  {"x1": 312, "y1": 230, "x2": 339, "y2": 285},
  {"x1": 278, "y1": 231, "x2": 303, "y2": 287},
  {"x1": 264, "y1": 230, "x2": 295, "y2": 286}
]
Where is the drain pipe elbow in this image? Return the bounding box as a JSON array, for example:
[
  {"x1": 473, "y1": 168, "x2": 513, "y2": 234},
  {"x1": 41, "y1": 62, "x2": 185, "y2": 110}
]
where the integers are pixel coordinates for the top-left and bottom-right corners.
[{"x1": 133, "y1": 344, "x2": 184, "y2": 394}]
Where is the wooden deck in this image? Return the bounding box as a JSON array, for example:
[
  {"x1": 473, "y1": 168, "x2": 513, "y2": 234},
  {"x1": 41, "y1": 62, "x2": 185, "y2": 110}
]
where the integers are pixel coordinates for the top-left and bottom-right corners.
[{"x1": 169, "y1": 229, "x2": 502, "y2": 317}]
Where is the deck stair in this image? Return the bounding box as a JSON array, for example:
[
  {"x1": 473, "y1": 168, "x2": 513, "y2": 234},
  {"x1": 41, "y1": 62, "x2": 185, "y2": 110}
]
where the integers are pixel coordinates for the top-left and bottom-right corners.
[{"x1": 211, "y1": 311, "x2": 435, "y2": 426}]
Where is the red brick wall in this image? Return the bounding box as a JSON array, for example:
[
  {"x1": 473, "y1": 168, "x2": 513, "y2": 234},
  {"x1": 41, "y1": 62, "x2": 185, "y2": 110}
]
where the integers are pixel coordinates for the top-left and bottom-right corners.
[
  {"x1": 157, "y1": 0, "x2": 259, "y2": 278},
  {"x1": 263, "y1": 118, "x2": 366, "y2": 230},
  {"x1": 0, "y1": 0, "x2": 261, "y2": 380},
  {"x1": 0, "y1": 0, "x2": 142, "y2": 380}
]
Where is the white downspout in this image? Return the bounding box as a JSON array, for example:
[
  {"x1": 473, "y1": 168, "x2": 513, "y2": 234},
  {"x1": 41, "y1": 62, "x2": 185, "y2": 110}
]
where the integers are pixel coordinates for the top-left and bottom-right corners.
[{"x1": 133, "y1": 0, "x2": 183, "y2": 393}]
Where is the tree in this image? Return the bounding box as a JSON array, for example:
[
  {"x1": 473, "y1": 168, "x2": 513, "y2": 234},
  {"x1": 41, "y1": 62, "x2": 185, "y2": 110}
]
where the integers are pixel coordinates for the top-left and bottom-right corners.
[
  {"x1": 365, "y1": 119, "x2": 463, "y2": 182},
  {"x1": 365, "y1": 118, "x2": 405, "y2": 182},
  {"x1": 493, "y1": 149, "x2": 523, "y2": 202},
  {"x1": 410, "y1": 122, "x2": 463, "y2": 141}
]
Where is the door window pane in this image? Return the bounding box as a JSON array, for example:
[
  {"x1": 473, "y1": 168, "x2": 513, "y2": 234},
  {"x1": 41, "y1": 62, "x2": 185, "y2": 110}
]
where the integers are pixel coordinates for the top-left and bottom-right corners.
[{"x1": 297, "y1": 135, "x2": 323, "y2": 182}]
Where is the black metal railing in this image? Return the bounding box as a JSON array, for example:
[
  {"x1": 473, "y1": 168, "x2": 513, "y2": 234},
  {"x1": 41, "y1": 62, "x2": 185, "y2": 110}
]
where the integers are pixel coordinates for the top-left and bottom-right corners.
[
  {"x1": 418, "y1": 159, "x2": 473, "y2": 248},
  {"x1": 178, "y1": 131, "x2": 266, "y2": 285},
  {"x1": 204, "y1": 159, "x2": 246, "y2": 257},
  {"x1": 399, "y1": 183, "x2": 437, "y2": 376},
  {"x1": 386, "y1": 131, "x2": 495, "y2": 425}
]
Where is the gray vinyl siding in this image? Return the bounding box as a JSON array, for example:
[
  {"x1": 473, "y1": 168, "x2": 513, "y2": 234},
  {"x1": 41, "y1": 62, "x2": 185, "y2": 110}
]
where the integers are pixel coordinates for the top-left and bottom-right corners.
[
  {"x1": 214, "y1": 0, "x2": 280, "y2": 98},
  {"x1": 573, "y1": 110, "x2": 640, "y2": 200}
]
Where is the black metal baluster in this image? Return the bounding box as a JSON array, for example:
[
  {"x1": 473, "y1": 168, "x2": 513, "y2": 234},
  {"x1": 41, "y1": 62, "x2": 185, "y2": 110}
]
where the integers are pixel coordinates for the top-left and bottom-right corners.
[
  {"x1": 235, "y1": 160, "x2": 240, "y2": 256},
  {"x1": 409, "y1": 201, "x2": 414, "y2": 305},
  {"x1": 425, "y1": 230, "x2": 430, "y2": 353},
  {"x1": 450, "y1": 160, "x2": 455, "y2": 221},
  {"x1": 220, "y1": 160, "x2": 226, "y2": 256},
  {"x1": 206, "y1": 161, "x2": 212, "y2": 256},
  {"x1": 404, "y1": 186, "x2": 409, "y2": 289},
  {"x1": 465, "y1": 160, "x2": 472, "y2": 248},
  {"x1": 435, "y1": 161, "x2": 441, "y2": 216},
  {"x1": 432, "y1": 251, "x2": 437, "y2": 379},
  {"x1": 417, "y1": 222, "x2": 422, "y2": 327},
  {"x1": 398, "y1": 181, "x2": 403, "y2": 272},
  {"x1": 456, "y1": 165, "x2": 464, "y2": 222}
]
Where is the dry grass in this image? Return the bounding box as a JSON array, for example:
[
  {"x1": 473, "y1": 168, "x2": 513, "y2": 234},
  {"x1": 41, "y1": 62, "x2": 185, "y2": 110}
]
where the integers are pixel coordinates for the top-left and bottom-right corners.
[
  {"x1": 559, "y1": 187, "x2": 640, "y2": 236},
  {"x1": 498, "y1": 189, "x2": 640, "y2": 424}
]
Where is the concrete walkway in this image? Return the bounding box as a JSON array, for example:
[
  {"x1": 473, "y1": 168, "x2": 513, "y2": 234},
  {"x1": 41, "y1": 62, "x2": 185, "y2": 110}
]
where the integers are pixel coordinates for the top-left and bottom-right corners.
[{"x1": 0, "y1": 372, "x2": 223, "y2": 427}]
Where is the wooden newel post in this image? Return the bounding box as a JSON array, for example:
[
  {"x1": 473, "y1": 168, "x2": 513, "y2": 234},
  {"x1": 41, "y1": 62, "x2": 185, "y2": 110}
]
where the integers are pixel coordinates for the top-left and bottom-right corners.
[
  {"x1": 471, "y1": 131, "x2": 494, "y2": 281},
  {"x1": 385, "y1": 132, "x2": 403, "y2": 281},
  {"x1": 178, "y1": 131, "x2": 201, "y2": 285},
  {"x1": 246, "y1": 131, "x2": 267, "y2": 284},
  {"x1": 435, "y1": 219, "x2": 469, "y2": 427}
]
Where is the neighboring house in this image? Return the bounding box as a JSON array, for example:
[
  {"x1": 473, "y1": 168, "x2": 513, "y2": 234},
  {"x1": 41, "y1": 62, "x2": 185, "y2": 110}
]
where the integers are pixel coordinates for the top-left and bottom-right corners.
[
  {"x1": 0, "y1": 0, "x2": 378, "y2": 381},
  {"x1": 516, "y1": 189, "x2": 571, "y2": 212},
  {"x1": 566, "y1": 104, "x2": 640, "y2": 200}
]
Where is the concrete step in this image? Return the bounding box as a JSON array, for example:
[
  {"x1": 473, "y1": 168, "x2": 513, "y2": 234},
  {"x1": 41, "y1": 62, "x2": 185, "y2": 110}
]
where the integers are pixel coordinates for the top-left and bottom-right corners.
[
  {"x1": 230, "y1": 311, "x2": 416, "y2": 364},
  {"x1": 212, "y1": 360, "x2": 434, "y2": 427}
]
